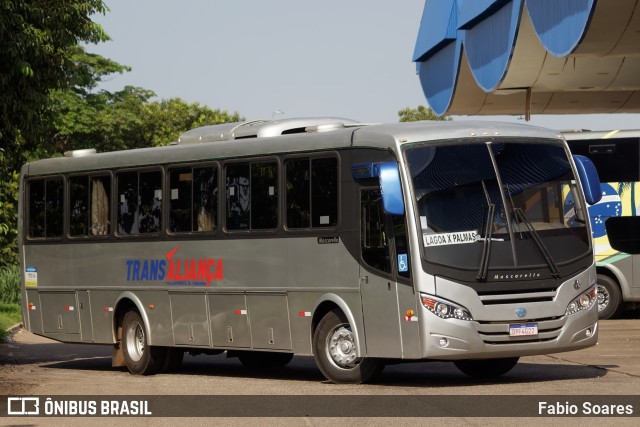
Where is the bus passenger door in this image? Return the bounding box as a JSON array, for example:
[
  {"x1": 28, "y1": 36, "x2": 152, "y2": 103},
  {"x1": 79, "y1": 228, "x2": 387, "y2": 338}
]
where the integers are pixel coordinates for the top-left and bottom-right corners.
[{"x1": 359, "y1": 188, "x2": 402, "y2": 358}]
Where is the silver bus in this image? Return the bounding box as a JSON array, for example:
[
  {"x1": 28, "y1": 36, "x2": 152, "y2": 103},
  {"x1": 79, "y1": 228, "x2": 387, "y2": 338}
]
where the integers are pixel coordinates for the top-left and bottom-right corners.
[
  {"x1": 19, "y1": 118, "x2": 602, "y2": 383},
  {"x1": 563, "y1": 129, "x2": 640, "y2": 319}
]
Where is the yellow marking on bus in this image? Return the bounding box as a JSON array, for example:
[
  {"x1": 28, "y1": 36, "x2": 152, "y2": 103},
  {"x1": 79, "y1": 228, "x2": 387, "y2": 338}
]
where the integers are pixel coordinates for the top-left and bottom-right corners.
[{"x1": 602, "y1": 130, "x2": 620, "y2": 139}]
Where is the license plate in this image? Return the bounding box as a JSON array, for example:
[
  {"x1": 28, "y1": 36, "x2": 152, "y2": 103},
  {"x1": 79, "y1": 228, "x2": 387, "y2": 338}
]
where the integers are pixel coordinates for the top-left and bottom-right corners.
[{"x1": 509, "y1": 323, "x2": 538, "y2": 337}]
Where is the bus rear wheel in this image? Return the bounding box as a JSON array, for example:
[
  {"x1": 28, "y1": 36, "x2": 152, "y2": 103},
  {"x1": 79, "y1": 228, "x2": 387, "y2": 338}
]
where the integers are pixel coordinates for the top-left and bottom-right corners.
[
  {"x1": 122, "y1": 310, "x2": 165, "y2": 375},
  {"x1": 312, "y1": 309, "x2": 383, "y2": 384},
  {"x1": 162, "y1": 348, "x2": 184, "y2": 373},
  {"x1": 454, "y1": 357, "x2": 519, "y2": 378},
  {"x1": 596, "y1": 274, "x2": 623, "y2": 319}
]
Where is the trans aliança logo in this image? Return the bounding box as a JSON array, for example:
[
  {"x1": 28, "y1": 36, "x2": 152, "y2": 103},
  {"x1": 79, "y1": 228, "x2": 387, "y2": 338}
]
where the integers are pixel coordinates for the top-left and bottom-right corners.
[{"x1": 125, "y1": 245, "x2": 223, "y2": 286}]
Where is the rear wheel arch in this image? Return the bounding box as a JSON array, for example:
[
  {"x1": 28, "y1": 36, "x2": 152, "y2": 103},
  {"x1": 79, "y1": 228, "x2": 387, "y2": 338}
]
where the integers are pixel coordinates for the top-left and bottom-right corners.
[{"x1": 113, "y1": 293, "x2": 150, "y2": 343}]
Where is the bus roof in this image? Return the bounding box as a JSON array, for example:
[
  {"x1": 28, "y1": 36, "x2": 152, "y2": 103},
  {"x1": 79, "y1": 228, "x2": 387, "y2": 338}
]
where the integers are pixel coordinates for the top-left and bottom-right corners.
[{"x1": 23, "y1": 118, "x2": 563, "y2": 176}]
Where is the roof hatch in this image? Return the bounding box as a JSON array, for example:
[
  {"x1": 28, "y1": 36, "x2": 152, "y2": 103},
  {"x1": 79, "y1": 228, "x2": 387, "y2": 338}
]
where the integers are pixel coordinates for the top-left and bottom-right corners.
[{"x1": 177, "y1": 117, "x2": 360, "y2": 144}]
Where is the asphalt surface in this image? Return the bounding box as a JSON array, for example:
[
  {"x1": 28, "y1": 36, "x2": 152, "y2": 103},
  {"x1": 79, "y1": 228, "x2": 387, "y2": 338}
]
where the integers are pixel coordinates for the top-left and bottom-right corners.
[{"x1": 1, "y1": 316, "x2": 639, "y2": 426}]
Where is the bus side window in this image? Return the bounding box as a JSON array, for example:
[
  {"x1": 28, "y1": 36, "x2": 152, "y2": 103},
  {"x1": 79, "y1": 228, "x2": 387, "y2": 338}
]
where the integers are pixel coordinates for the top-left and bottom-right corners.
[
  {"x1": 226, "y1": 163, "x2": 250, "y2": 230},
  {"x1": 286, "y1": 157, "x2": 338, "y2": 229},
  {"x1": 117, "y1": 171, "x2": 161, "y2": 235},
  {"x1": 169, "y1": 167, "x2": 194, "y2": 232},
  {"x1": 90, "y1": 176, "x2": 110, "y2": 235},
  {"x1": 286, "y1": 159, "x2": 310, "y2": 228},
  {"x1": 193, "y1": 166, "x2": 218, "y2": 232},
  {"x1": 568, "y1": 139, "x2": 640, "y2": 182},
  {"x1": 170, "y1": 166, "x2": 218, "y2": 233},
  {"x1": 69, "y1": 175, "x2": 110, "y2": 237},
  {"x1": 28, "y1": 178, "x2": 63, "y2": 239},
  {"x1": 138, "y1": 171, "x2": 162, "y2": 233},
  {"x1": 28, "y1": 179, "x2": 46, "y2": 238},
  {"x1": 117, "y1": 172, "x2": 138, "y2": 234},
  {"x1": 361, "y1": 189, "x2": 391, "y2": 273},
  {"x1": 69, "y1": 176, "x2": 89, "y2": 236},
  {"x1": 45, "y1": 179, "x2": 64, "y2": 237},
  {"x1": 312, "y1": 158, "x2": 338, "y2": 227},
  {"x1": 250, "y1": 162, "x2": 277, "y2": 229}
]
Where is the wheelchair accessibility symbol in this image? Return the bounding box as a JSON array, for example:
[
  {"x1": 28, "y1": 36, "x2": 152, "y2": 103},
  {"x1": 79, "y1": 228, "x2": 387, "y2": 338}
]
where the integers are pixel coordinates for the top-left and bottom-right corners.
[{"x1": 398, "y1": 254, "x2": 408, "y2": 273}]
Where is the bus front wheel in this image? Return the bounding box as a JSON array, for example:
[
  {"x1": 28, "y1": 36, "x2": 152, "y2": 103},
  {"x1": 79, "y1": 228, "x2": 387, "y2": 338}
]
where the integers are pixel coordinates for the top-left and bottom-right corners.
[
  {"x1": 122, "y1": 310, "x2": 165, "y2": 375},
  {"x1": 312, "y1": 309, "x2": 383, "y2": 384},
  {"x1": 596, "y1": 274, "x2": 623, "y2": 320}
]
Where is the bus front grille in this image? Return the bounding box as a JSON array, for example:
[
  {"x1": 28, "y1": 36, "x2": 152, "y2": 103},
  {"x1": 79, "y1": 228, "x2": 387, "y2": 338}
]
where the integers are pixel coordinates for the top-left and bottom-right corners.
[
  {"x1": 476, "y1": 317, "x2": 565, "y2": 344},
  {"x1": 478, "y1": 290, "x2": 557, "y2": 306}
]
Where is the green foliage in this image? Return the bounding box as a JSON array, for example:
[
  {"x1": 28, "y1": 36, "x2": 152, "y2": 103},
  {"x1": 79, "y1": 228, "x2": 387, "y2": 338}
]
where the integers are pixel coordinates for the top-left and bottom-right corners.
[
  {"x1": 46, "y1": 46, "x2": 244, "y2": 151},
  {"x1": 0, "y1": 302, "x2": 22, "y2": 342},
  {"x1": 0, "y1": 0, "x2": 109, "y2": 147},
  {"x1": 0, "y1": 152, "x2": 19, "y2": 266},
  {"x1": 49, "y1": 85, "x2": 243, "y2": 152},
  {"x1": 398, "y1": 105, "x2": 451, "y2": 122},
  {"x1": 0, "y1": 1, "x2": 109, "y2": 267},
  {"x1": 0, "y1": 265, "x2": 20, "y2": 304},
  {"x1": 142, "y1": 99, "x2": 243, "y2": 147}
]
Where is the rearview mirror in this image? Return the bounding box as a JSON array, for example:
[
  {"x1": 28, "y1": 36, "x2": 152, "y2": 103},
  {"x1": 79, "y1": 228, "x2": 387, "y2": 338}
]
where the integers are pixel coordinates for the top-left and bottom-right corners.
[
  {"x1": 573, "y1": 155, "x2": 602, "y2": 205},
  {"x1": 378, "y1": 162, "x2": 405, "y2": 216},
  {"x1": 351, "y1": 162, "x2": 405, "y2": 215}
]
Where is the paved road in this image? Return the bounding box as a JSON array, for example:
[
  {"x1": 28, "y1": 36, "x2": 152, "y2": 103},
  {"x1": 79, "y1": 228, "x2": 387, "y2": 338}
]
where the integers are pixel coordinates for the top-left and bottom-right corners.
[{"x1": 1, "y1": 318, "x2": 639, "y2": 426}]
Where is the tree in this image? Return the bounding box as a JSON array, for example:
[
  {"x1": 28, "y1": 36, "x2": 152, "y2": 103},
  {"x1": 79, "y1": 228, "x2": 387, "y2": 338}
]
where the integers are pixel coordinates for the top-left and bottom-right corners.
[
  {"x1": 0, "y1": 11, "x2": 244, "y2": 266},
  {"x1": 47, "y1": 46, "x2": 243, "y2": 152},
  {"x1": 398, "y1": 105, "x2": 451, "y2": 122},
  {"x1": 0, "y1": 1, "x2": 109, "y2": 266},
  {"x1": 141, "y1": 99, "x2": 243, "y2": 148},
  {"x1": 0, "y1": 0, "x2": 109, "y2": 148}
]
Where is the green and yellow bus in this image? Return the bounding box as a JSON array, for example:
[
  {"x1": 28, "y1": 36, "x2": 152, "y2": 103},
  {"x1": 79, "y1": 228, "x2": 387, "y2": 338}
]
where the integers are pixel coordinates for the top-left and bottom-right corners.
[{"x1": 564, "y1": 129, "x2": 640, "y2": 319}]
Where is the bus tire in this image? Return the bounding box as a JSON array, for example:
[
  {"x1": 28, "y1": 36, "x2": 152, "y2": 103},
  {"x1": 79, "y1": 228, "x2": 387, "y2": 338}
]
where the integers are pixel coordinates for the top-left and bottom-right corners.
[
  {"x1": 596, "y1": 274, "x2": 623, "y2": 319},
  {"x1": 312, "y1": 309, "x2": 383, "y2": 384},
  {"x1": 238, "y1": 351, "x2": 294, "y2": 368},
  {"x1": 122, "y1": 310, "x2": 165, "y2": 375},
  {"x1": 454, "y1": 357, "x2": 519, "y2": 378},
  {"x1": 162, "y1": 348, "x2": 184, "y2": 373}
]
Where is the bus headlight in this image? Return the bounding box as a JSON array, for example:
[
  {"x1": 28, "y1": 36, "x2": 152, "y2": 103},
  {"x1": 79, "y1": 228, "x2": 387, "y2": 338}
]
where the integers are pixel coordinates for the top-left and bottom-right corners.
[
  {"x1": 420, "y1": 294, "x2": 473, "y2": 321},
  {"x1": 566, "y1": 286, "x2": 597, "y2": 316}
]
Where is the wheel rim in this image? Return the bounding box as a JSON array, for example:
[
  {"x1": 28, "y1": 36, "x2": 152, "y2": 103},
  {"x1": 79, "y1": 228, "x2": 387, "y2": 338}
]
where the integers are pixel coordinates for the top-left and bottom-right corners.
[
  {"x1": 597, "y1": 284, "x2": 610, "y2": 312},
  {"x1": 125, "y1": 321, "x2": 145, "y2": 362},
  {"x1": 326, "y1": 324, "x2": 359, "y2": 369}
]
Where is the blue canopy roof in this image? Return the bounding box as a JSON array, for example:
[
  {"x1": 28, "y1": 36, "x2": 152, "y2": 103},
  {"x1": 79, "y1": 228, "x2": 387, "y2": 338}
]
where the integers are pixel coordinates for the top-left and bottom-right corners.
[{"x1": 414, "y1": 0, "x2": 640, "y2": 116}]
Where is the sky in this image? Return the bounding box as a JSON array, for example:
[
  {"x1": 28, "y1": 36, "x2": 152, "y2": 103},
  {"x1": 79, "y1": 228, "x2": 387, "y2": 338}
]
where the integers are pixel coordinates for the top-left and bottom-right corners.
[{"x1": 89, "y1": 0, "x2": 640, "y2": 132}]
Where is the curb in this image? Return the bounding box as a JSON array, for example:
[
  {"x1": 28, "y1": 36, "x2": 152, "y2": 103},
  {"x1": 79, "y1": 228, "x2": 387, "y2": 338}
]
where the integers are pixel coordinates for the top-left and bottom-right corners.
[
  {"x1": 7, "y1": 323, "x2": 23, "y2": 335},
  {"x1": 1, "y1": 323, "x2": 22, "y2": 343}
]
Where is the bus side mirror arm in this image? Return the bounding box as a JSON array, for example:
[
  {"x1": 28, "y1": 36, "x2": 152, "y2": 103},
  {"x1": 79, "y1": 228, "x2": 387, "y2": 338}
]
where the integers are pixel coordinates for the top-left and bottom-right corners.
[{"x1": 573, "y1": 155, "x2": 602, "y2": 205}]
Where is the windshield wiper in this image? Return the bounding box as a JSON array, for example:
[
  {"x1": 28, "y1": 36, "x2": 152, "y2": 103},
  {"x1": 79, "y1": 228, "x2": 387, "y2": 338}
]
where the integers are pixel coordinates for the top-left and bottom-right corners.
[
  {"x1": 476, "y1": 180, "x2": 495, "y2": 282},
  {"x1": 512, "y1": 208, "x2": 560, "y2": 278},
  {"x1": 476, "y1": 204, "x2": 495, "y2": 281}
]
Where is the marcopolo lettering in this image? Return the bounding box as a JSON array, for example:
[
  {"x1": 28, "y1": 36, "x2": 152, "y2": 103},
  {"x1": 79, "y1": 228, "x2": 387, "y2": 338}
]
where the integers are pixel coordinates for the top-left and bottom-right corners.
[
  {"x1": 317, "y1": 236, "x2": 339, "y2": 244},
  {"x1": 126, "y1": 245, "x2": 223, "y2": 286},
  {"x1": 493, "y1": 272, "x2": 542, "y2": 281}
]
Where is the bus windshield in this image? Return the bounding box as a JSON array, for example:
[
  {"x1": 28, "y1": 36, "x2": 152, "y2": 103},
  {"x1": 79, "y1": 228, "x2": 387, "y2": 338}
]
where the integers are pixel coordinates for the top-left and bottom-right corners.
[{"x1": 407, "y1": 140, "x2": 591, "y2": 281}]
